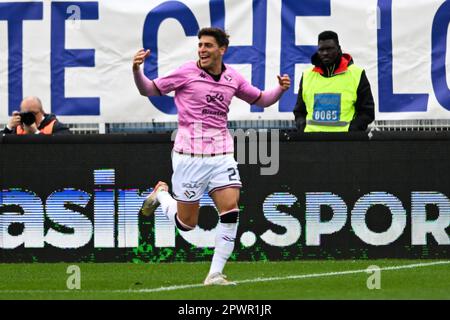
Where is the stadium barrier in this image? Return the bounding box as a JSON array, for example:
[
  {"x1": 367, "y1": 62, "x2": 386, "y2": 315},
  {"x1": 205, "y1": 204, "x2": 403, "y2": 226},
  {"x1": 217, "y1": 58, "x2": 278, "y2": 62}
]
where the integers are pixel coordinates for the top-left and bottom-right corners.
[
  {"x1": 0, "y1": 131, "x2": 449, "y2": 262},
  {"x1": 4, "y1": 119, "x2": 450, "y2": 135}
]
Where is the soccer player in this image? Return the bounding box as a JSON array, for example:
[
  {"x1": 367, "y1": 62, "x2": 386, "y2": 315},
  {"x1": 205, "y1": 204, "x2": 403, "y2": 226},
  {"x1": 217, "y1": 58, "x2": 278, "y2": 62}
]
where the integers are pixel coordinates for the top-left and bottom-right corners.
[{"x1": 133, "y1": 27, "x2": 290, "y2": 285}]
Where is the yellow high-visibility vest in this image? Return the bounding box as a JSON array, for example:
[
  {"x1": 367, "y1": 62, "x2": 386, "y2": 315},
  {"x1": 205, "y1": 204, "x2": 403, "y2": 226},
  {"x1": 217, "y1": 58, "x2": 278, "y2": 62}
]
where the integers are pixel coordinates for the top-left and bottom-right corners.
[{"x1": 302, "y1": 64, "x2": 363, "y2": 132}]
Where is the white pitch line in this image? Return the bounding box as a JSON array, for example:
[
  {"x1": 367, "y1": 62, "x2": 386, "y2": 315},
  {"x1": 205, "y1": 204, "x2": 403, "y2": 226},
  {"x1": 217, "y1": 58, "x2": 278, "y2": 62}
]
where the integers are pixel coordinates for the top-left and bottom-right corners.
[{"x1": 0, "y1": 260, "x2": 448, "y2": 294}]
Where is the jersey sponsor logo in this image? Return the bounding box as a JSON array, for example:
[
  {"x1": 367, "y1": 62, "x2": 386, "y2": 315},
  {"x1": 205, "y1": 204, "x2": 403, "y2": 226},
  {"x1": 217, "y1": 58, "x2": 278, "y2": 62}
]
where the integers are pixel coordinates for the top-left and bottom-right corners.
[
  {"x1": 202, "y1": 108, "x2": 227, "y2": 118},
  {"x1": 206, "y1": 93, "x2": 224, "y2": 103}
]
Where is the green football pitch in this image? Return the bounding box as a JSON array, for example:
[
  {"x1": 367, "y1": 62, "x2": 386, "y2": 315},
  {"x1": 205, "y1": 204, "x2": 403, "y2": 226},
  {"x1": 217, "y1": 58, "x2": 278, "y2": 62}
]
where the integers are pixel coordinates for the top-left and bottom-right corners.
[{"x1": 0, "y1": 260, "x2": 448, "y2": 300}]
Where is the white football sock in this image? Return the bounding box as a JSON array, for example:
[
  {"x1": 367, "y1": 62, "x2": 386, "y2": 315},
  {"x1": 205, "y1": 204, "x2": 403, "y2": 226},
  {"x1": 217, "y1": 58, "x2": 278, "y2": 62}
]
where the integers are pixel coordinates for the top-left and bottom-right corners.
[
  {"x1": 209, "y1": 222, "x2": 238, "y2": 275},
  {"x1": 156, "y1": 190, "x2": 177, "y2": 225}
]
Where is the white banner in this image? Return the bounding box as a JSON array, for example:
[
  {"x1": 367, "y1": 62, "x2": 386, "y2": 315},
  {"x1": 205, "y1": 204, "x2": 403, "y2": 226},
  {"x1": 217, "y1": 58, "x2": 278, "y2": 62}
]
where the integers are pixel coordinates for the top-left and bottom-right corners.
[{"x1": 0, "y1": 0, "x2": 449, "y2": 123}]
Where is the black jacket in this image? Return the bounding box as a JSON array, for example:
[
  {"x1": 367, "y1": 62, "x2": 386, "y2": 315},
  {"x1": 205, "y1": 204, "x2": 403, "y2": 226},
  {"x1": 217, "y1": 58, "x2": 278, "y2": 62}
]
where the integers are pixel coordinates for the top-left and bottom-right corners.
[
  {"x1": 293, "y1": 53, "x2": 375, "y2": 132},
  {"x1": 2, "y1": 113, "x2": 71, "y2": 135}
]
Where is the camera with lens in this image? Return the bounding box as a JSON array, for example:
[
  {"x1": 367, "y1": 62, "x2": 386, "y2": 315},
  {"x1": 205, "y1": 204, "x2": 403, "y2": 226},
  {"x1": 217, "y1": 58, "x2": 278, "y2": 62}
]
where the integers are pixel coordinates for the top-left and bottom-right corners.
[{"x1": 19, "y1": 112, "x2": 36, "y2": 126}]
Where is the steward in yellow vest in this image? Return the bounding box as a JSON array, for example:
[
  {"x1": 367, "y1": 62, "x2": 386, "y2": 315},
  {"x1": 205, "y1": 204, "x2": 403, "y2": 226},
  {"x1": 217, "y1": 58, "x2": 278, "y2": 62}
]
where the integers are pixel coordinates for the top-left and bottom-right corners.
[{"x1": 293, "y1": 31, "x2": 374, "y2": 132}]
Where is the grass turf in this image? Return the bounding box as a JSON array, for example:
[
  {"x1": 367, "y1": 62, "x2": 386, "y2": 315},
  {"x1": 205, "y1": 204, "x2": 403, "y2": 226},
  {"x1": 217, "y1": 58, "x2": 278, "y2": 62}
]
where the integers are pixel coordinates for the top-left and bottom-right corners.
[{"x1": 0, "y1": 260, "x2": 448, "y2": 300}]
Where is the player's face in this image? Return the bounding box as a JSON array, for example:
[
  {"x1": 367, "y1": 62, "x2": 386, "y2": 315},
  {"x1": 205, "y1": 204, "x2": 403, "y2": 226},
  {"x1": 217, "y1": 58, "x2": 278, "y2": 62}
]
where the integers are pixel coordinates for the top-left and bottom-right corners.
[{"x1": 198, "y1": 35, "x2": 226, "y2": 72}]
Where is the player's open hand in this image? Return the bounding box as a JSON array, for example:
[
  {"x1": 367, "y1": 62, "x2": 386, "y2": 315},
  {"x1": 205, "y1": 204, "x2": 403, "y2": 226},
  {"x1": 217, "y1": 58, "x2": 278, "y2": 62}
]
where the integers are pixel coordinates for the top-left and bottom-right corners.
[
  {"x1": 277, "y1": 74, "x2": 291, "y2": 91},
  {"x1": 133, "y1": 49, "x2": 150, "y2": 71}
]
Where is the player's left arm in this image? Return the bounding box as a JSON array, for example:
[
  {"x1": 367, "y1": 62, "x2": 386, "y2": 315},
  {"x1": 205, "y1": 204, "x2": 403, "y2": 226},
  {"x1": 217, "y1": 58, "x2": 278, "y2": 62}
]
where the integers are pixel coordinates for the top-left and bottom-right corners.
[
  {"x1": 237, "y1": 74, "x2": 291, "y2": 108},
  {"x1": 255, "y1": 74, "x2": 290, "y2": 107}
]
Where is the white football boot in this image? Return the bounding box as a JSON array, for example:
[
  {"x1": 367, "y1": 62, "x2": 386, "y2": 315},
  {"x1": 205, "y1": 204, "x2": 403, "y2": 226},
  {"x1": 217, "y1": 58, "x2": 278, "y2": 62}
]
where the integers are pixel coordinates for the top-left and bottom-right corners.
[
  {"x1": 203, "y1": 272, "x2": 236, "y2": 286},
  {"x1": 141, "y1": 181, "x2": 169, "y2": 216}
]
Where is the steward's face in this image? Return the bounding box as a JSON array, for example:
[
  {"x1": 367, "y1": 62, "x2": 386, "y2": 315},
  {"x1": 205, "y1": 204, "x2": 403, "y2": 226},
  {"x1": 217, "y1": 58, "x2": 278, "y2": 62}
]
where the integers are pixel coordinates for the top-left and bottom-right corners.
[{"x1": 318, "y1": 39, "x2": 340, "y2": 66}]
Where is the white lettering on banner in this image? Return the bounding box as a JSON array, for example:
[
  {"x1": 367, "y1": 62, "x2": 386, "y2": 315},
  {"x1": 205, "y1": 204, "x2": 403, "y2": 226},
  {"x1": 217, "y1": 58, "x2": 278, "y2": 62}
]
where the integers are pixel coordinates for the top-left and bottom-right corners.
[
  {"x1": 260, "y1": 192, "x2": 300, "y2": 247},
  {"x1": 351, "y1": 192, "x2": 407, "y2": 246},
  {"x1": 0, "y1": 170, "x2": 449, "y2": 249},
  {"x1": 0, "y1": 0, "x2": 449, "y2": 122},
  {"x1": 305, "y1": 192, "x2": 347, "y2": 246}
]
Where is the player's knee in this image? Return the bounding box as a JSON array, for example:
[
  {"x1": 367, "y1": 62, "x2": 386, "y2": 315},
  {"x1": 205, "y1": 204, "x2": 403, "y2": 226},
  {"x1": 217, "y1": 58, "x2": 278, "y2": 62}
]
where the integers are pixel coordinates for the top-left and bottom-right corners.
[
  {"x1": 219, "y1": 209, "x2": 239, "y2": 223},
  {"x1": 175, "y1": 213, "x2": 196, "y2": 232}
]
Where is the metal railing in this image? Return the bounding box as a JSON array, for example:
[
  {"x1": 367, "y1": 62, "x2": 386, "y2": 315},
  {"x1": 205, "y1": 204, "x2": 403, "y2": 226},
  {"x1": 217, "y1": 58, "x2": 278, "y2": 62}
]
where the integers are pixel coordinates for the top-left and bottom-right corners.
[
  {"x1": 371, "y1": 120, "x2": 450, "y2": 131},
  {"x1": 2, "y1": 119, "x2": 450, "y2": 134}
]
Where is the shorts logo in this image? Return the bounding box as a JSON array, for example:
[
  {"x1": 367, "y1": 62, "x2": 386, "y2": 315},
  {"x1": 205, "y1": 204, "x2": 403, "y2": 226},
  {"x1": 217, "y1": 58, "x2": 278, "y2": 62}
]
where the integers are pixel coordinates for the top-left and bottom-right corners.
[
  {"x1": 184, "y1": 190, "x2": 196, "y2": 199},
  {"x1": 182, "y1": 182, "x2": 204, "y2": 189}
]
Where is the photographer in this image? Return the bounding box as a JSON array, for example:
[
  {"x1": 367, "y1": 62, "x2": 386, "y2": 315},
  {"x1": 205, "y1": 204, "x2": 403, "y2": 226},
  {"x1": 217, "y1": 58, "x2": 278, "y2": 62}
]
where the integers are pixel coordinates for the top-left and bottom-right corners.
[{"x1": 2, "y1": 96, "x2": 70, "y2": 135}]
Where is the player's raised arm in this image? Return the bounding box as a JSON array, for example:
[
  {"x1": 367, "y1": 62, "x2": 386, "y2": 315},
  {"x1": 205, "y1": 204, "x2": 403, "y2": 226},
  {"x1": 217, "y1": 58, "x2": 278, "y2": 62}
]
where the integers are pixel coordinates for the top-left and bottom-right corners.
[
  {"x1": 133, "y1": 49, "x2": 150, "y2": 71},
  {"x1": 253, "y1": 74, "x2": 291, "y2": 108},
  {"x1": 277, "y1": 74, "x2": 291, "y2": 91},
  {"x1": 132, "y1": 49, "x2": 161, "y2": 97}
]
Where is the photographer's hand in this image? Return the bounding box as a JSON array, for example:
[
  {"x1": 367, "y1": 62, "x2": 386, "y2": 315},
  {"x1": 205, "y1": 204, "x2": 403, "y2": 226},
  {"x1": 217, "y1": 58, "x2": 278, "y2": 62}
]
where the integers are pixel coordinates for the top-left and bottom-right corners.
[
  {"x1": 23, "y1": 122, "x2": 39, "y2": 134},
  {"x1": 7, "y1": 111, "x2": 21, "y2": 130}
]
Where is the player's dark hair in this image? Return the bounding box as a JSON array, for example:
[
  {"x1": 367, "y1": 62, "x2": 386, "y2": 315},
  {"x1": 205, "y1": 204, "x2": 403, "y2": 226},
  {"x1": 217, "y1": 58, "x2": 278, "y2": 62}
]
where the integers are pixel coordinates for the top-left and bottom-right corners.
[
  {"x1": 198, "y1": 27, "x2": 230, "y2": 48},
  {"x1": 318, "y1": 30, "x2": 340, "y2": 46}
]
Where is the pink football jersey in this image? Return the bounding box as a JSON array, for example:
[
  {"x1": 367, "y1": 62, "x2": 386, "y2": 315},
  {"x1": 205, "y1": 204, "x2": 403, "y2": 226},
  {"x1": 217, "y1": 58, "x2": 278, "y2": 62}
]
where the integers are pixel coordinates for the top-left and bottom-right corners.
[{"x1": 153, "y1": 61, "x2": 261, "y2": 155}]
